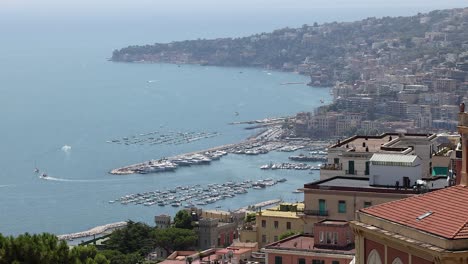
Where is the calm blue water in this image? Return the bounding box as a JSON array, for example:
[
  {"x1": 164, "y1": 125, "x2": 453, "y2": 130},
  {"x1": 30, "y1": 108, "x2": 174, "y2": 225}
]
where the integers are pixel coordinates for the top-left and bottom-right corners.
[
  {"x1": 1, "y1": 4, "x2": 462, "y2": 235},
  {"x1": 0, "y1": 18, "x2": 334, "y2": 236}
]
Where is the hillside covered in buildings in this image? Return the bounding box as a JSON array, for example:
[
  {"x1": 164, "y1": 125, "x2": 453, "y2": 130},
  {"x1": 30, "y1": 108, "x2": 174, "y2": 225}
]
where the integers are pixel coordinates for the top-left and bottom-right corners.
[{"x1": 113, "y1": 8, "x2": 468, "y2": 138}]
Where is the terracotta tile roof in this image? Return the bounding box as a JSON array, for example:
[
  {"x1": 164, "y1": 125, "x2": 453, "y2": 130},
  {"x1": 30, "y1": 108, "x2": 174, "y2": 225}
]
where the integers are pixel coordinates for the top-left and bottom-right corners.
[{"x1": 361, "y1": 185, "x2": 468, "y2": 240}]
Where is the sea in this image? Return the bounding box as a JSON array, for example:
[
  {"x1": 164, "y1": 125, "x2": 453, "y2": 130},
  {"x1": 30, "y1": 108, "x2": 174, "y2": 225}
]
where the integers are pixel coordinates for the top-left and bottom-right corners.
[{"x1": 0, "y1": 5, "x2": 461, "y2": 236}]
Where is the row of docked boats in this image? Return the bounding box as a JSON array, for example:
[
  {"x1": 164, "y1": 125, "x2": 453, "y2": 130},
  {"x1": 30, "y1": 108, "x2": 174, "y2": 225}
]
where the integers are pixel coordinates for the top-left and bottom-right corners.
[
  {"x1": 288, "y1": 153, "x2": 327, "y2": 162},
  {"x1": 133, "y1": 151, "x2": 228, "y2": 174},
  {"x1": 106, "y1": 130, "x2": 219, "y2": 147},
  {"x1": 226, "y1": 141, "x2": 306, "y2": 156},
  {"x1": 260, "y1": 162, "x2": 319, "y2": 170},
  {"x1": 108, "y1": 178, "x2": 287, "y2": 207}
]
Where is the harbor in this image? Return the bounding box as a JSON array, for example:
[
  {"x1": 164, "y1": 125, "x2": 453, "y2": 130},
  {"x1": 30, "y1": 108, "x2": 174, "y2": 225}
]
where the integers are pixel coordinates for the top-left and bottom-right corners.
[
  {"x1": 108, "y1": 179, "x2": 287, "y2": 208},
  {"x1": 110, "y1": 126, "x2": 329, "y2": 175}
]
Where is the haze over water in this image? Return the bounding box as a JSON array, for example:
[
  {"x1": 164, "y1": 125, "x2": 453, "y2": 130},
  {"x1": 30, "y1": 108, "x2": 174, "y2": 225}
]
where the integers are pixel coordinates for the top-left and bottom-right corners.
[{"x1": 0, "y1": 2, "x2": 466, "y2": 235}]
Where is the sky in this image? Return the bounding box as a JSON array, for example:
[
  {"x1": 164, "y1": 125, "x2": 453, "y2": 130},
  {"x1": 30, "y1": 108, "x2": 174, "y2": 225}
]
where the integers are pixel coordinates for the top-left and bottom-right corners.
[
  {"x1": 0, "y1": 0, "x2": 466, "y2": 45},
  {"x1": 1, "y1": 0, "x2": 467, "y2": 18}
]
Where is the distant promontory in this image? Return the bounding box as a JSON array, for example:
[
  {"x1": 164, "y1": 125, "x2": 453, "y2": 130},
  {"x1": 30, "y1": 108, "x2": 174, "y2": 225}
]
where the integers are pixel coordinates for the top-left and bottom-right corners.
[{"x1": 111, "y1": 8, "x2": 468, "y2": 86}]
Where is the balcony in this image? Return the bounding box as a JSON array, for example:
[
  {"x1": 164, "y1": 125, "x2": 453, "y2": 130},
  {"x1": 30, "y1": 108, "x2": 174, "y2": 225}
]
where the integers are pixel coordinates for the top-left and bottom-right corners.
[
  {"x1": 320, "y1": 163, "x2": 342, "y2": 170},
  {"x1": 345, "y1": 170, "x2": 357, "y2": 175},
  {"x1": 303, "y1": 210, "x2": 329, "y2": 216}
]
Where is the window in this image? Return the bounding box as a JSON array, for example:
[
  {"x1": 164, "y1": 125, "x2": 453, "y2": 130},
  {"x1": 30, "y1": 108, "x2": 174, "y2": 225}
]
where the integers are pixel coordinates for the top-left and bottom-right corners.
[
  {"x1": 286, "y1": 221, "x2": 291, "y2": 230},
  {"x1": 333, "y1": 232, "x2": 338, "y2": 244},
  {"x1": 367, "y1": 249, "x2": 382, "y2": 264},
  {"x1": 319, "y1": 199, "x2": 326, "y2": 215},
  {"x1": 262, "y1": 235, "x2": 266, "y2": 243},
  {"x1": 275, "y1": 256, "x2": 282, "y2": 264},
  {"x1": 332, "y1": 261, "x2": 340, "y2": 264},
  {"x1": 312, "y1": 260, "x2": 324, "y2": 264},
  {"x1": 298, "y1": 258, "x2": 306, "y2": 264},
  {"x1": 274, "y1": 221, "x2": 279, "y2": 229},
  {"x1": 338, "y1": 200, "x2": 346, "y2": 213},
  {"x1": 348, "y1": 160, "x2": 355, "y2": 174},
  {"x1": 334, "y1": 158, "x2": 339, "y2": 164},
  {"x1": 326, "y1": 232, "x2": 332, "y2": 244},
  {"x1": 365, "y1": 161, "x2": 370, "y2": 175},
  {"x1": 391, "y1": 258, "x2": 403, "y2": 264},
  {"x1": 262, "y1": 220, "x2": 266, "y2": 228},
  {"x1": 274, "y1": 236, "x2": 278, "y2": 241},
  {"x1": 364, "y1": 201, "x2": 372, "y2": 208},
  {"x1": 319, "y1": 231, "x2": 324, "y2": 243}
]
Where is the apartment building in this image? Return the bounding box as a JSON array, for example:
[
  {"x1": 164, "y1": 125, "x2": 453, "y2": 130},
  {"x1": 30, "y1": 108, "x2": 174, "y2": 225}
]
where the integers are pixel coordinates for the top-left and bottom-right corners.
[
  {"x1": 320, "y1": 133, "x2": 437, "y2": 180},
  {"x1": 263, "y1": 221, "x2": 355, "y2": 264}
]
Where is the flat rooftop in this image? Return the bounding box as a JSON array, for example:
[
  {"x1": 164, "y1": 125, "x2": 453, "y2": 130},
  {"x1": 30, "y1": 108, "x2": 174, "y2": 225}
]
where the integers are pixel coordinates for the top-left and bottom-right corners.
[
  {"x1": 265, "y1": 235, "x2": 354, "y2": 255},
  {"x1": 303, "y1": 176, "x2": 447, "y2": 194},
  {"x1": 259, "y1": 210, "x2": 300, "y2": 219},
  {"x1": 330, "y1": 133, "x2": 434, "y2": 153}
]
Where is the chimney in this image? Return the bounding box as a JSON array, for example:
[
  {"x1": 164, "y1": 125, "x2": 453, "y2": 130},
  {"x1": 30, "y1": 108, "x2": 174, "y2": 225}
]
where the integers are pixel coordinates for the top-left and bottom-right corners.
[{"x1": 389, "y1": 136, "x2": 392, "y2": 141}]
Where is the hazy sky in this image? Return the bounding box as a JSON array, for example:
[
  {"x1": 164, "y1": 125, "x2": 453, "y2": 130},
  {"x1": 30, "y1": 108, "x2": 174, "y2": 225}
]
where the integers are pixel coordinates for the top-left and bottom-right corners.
[{"x1": 2, "y1": 0, "x2": 467, "y2": 17}]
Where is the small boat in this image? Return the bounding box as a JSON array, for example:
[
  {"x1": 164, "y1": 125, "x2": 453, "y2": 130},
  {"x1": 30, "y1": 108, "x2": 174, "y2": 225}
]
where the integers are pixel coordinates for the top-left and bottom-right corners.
[
  {"x1": 34, "y1": 168, "x2": 39, "y2": 173},
  {"x1": 39, "y1": 173, "x2": 48, "y2": 179}
]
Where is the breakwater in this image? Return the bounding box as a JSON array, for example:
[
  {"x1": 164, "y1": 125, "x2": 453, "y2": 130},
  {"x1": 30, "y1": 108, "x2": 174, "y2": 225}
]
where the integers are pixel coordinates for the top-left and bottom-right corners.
[{"x1": 57, "y1": 221, "x2": 127, "y2": 241}]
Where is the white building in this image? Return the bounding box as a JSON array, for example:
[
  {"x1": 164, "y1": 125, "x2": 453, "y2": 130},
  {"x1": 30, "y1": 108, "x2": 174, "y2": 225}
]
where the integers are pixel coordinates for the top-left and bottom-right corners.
[
  {"x1": 320, "y1": 133, "x2": 437, "y2": 180},
  {"x1": 369, "y1": 154, "x2": 422, "y2": 187}
]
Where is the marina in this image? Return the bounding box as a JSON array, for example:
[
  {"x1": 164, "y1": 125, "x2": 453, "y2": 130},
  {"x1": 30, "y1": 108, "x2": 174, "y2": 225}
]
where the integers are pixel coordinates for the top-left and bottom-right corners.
[
  {"x1": 110, "y1": 126, "x2": 328, "y2": 175},
  {"x1": 109, "y1": 178, "x2": 288, "y2": 208},
  {"x1": 106, "y1": 130, "x2": 220, "y2": 146}
]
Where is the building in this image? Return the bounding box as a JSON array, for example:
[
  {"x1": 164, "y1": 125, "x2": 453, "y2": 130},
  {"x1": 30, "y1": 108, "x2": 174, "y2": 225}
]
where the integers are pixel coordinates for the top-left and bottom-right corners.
[
  {"x1": 300, "y1": 176, "x2": 446, "y2": 227},
  {"x1": 155, "y1": 214, "x2": 171, "y2": 229},
  {"x1": 433, "y1": 78, "x2": 457, "y2": 92},
  {"x1": 320, "y1": 133, "x2": 437, "y2": 180},
  {"x1": 368, "y1": 154, "x2": 422, "y2": 187},
  {"x1": 349, "y1": 106, "x2": 468, "y2": 264},
  {"x1": 240, "y1": 203, "x2": 311, "y2": 248},
  {"x1": 198, "y1": 218, "x2": 239, "y2": 250},
  {"x1": 263, "y1": 220, "x2": 355, "y2": 264},
  {"x1": 351, "y1": 184, "x2": 468, "y2": 264}
]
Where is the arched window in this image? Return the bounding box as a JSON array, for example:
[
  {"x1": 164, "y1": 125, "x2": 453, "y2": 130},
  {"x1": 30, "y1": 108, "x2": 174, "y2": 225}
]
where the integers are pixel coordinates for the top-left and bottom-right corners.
[
  {"x1": 392, "y1": 258, "x2": 403, "y2": 264},
  {"x1": 367, "y1": 249, "x2": 382, "y2": 264}
]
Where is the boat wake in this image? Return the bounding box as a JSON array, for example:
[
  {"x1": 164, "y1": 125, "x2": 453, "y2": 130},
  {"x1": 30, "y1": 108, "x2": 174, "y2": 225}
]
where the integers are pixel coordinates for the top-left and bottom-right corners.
[
  {"x1": 0, "y1": 184, "x2": 11, "y2": 188},
  {"x1": 40, "y1": 176, "x2": 129, "y2": 183}
]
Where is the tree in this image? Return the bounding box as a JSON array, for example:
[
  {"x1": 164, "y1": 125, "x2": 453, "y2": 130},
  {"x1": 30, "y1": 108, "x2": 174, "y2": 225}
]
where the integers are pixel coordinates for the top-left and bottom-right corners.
[
  {"x1": 245, "y1": 213, "x2": 256, "y2": 223},
  {"x1": 0, "y1": 232, "x2": 108, "y2": 264},
  {"x1": 279, "y1": 231, "x2": 297, "y2": 240},
  {"x1": 104, "y1": 221, "x2": 155, "y2": 256},
  {"x1": 153, "y1": 228, "x2": 197, "y2": 255},
  {"x1": 100, "y1": 250, "x2": 143, "y2": 264},
  {"x1": 174, "y1": 210, "x2": 193, "y2": 229}
]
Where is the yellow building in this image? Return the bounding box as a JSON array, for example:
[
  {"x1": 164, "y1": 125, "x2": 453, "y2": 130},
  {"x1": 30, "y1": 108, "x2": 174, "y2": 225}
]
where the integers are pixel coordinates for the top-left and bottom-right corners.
[{"x1": 240, "y1": 203, "x2": 315, "y2": 248}]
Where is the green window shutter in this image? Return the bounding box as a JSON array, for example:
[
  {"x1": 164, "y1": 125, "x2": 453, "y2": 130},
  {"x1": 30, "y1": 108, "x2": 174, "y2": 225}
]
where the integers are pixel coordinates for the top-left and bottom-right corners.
[{"x1": 338, "y1": 200, "x2": 346, "y2": 213}]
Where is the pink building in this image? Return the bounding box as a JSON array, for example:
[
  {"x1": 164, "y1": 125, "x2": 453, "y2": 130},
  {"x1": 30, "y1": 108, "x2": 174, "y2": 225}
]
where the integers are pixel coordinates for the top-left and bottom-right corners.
[{"x1": 263, "y1": 220, "x2": 355, "y2": 264}]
